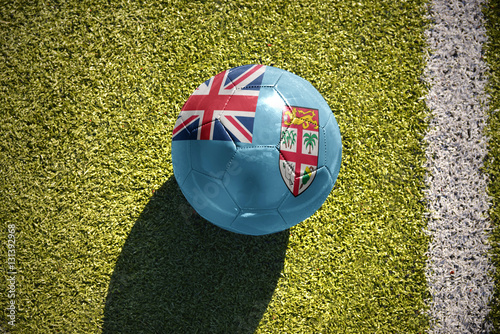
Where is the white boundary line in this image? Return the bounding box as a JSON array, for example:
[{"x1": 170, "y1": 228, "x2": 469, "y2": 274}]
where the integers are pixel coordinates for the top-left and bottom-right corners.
[{"x1": 423, "y1": 0, "x2": 494, "y2": 332}]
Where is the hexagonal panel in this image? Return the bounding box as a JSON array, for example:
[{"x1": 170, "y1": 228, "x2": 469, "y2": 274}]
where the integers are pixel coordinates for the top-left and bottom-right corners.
[
  {"x1": 171, "y1": 140, "x2": 192, "y2": 186},
  {"x1": 230, "y1": 210, "x2": 288, "y2": 236},
  {"x1": 323, "y1": 114, "x2": 342, "y2": 183},
  {"x1": 250, "y1": 86, "x2": 286, "y2": 147},
  {"x1": 278, "y1": 166, "x2": 333, "y2": 227},
  {"x1": 190, "y1": 140, "x2": 236, "y2": 179},
  {"x1": 223, "y1": 146, "x2": 288, "y2": 210},
  {"x1": 260, "y1": 65, "x2": 286, "y2": 86},
  {"x1": 182, "y1": 170, "x2": 240, "y2": 228},
  {"x1": 275, "y1": 71, "x2": 333, "y2": 124}
]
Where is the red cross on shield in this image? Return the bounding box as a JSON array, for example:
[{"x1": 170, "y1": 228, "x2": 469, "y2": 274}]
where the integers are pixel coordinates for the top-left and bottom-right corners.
[{"x1": 279, "y1": 106, "x2": 320, "y2": 197}]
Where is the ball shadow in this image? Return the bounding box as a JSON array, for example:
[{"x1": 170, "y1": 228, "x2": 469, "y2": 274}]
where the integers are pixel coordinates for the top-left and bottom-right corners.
[{"x1": 102, "y1": 177, "x2": 289, "y2": 334}]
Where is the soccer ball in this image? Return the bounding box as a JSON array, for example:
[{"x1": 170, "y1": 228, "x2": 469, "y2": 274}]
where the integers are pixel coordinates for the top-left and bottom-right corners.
[{"x1": 171, "y1": 65, "x2": 341, "y2": 235}]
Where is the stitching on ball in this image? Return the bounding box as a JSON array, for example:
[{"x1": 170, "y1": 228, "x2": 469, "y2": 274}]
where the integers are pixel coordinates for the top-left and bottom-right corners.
[{"x1": 236, "y1": 145, "x2": 276, "y2": 150}]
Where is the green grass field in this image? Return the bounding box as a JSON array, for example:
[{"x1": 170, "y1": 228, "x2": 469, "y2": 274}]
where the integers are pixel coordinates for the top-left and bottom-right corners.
[
  {"x1": 0, "y1": 0, "x2": 497, "y2": 333},
  {"x1": 486, "y1": 0, "x2": 500, "y2": 331}
]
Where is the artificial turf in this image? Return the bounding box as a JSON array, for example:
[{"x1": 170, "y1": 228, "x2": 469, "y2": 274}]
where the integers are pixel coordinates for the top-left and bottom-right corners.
[
  {"x1": 0, "y1": 0, "x2": 432, "y2": 332},
  {"x1": 486, "y1": 0, "x2": 500, "y2": 331}
]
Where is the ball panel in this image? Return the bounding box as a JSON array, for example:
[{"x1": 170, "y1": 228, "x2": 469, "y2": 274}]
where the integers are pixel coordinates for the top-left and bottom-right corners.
[
  {"x1": 171, "y1": 140, "x2": 192, "y2": 186},
  {"x1": 190, "y1": 139, "x2": 236, "y2": 178},
  {"x1": 278, "y1": 167, "x2": 333, "y2": 227},
  {"x1": 259, "y1": 65, "x2": 286, "y2": 86},
  {"x1": 317, "y1": 124, "x2": 328, "y2": 168},
  {"x1": 250, "y1": 87, "x2": 286, "y2": 146},
  {"x1": 182, "y1": 170, "x2": 240, "y2": 228},
  {"x1": 226, "y1": 64, "x2": 265, "y2": 87},
  {"x1": 224, "y1": 147, "x2": 287, "y2": 210},
  {"x1": 181, "y1": 73, "x2": 231, "y2": 112},
  {"x1": 275, "y1": 72, "x2": 332, "y2": 124},
  {"x1": 323, "y1": 114, "x2": 342, "y2": 183},
  {"x1": 230, "y1": 210, "x2": 287, "y2": 236}
]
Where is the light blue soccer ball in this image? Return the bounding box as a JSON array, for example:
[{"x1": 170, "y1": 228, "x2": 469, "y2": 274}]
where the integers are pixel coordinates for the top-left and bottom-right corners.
[{"x1": 172, "y1": 65, "x2": 341, "y2": 235}]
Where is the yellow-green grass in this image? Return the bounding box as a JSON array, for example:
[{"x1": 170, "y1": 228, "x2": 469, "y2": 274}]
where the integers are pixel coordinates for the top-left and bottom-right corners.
[
  {"x1": 486, "y1": 0, "x2": 500, "y2": 331},
  {"x1": 0, "y1": 0, "x2": 430, "y2": 332}
]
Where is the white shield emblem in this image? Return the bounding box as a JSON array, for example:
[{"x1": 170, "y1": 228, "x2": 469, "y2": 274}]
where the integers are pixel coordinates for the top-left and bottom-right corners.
[{"x1": 279, "y1": 106, "x2": 319, "y2": 196}]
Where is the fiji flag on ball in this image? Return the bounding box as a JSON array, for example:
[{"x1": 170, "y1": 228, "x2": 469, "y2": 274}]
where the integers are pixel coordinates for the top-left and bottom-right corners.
[{"x1": 171, "y1": 64, "x2": 342, "y2": 236}]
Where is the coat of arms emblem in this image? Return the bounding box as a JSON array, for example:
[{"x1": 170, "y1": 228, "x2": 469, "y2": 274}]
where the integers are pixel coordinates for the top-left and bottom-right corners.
[{"x1": 279, "y1": 106, "x2": 319, "y2": 196}]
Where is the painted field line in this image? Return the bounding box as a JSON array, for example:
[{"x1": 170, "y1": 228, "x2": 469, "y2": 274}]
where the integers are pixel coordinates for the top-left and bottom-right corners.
[{"x1": 423, "y1": 0, "x2": 495, "y2": 332}]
